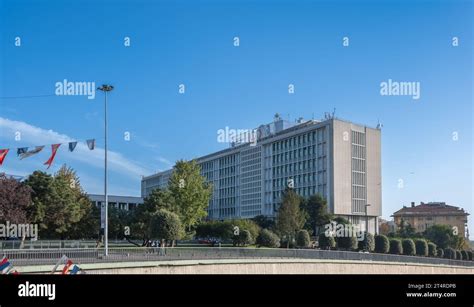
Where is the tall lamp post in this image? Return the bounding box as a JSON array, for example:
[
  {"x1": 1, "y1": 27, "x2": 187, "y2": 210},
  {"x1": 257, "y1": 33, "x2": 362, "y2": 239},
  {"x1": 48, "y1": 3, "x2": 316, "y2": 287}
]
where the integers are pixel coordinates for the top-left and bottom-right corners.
[
  {"x1": 365, "y1": 203, "x2": 371, "y2": 251},
  {"x1": 98, "y1": 84, "x2": 114, "y2": 256}
]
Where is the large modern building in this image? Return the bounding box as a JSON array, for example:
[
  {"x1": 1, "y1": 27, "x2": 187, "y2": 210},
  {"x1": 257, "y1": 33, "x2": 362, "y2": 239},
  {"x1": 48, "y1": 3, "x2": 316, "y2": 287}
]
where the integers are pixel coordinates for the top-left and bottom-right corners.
[
  {"x1": 141, "y1": 114, "x2": 382, "y2": 233},
  {"x1": 392, "y1": 201, "x2": 470, "y2": 238}
]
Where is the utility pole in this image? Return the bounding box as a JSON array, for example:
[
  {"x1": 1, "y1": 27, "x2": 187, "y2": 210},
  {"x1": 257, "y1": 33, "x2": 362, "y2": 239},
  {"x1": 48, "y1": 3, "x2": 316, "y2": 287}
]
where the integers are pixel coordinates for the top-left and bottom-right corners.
[{"x1": 98, "y1": 84, "x2": 114, "y2": 256}]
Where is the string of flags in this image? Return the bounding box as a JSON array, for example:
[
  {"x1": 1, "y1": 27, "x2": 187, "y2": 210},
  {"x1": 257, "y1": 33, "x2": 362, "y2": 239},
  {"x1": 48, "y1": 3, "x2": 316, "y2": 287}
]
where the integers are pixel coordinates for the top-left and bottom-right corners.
[
  {"x1": 0, "y1": 255, "x2": 86, "y2": 275},
  {"x1": 0, "y1": 256, "x2": 19, "y2": 275},
  {"x1": 51, "y1": 255, "x2": 85, "y2": 275},
  {"x1": 0, "y1": 139, "x2": 95, "y2": 169}
]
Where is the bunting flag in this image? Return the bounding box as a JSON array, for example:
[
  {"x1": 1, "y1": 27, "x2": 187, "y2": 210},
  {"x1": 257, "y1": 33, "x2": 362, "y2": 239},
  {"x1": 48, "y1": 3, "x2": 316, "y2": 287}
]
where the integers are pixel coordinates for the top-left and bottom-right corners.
[
  {"x1": 68, "y1": 142, "x2": 77, "y2": 152},
  {"x1": 0, "y1": 256, "x2": 19, "y2": 275},
  {"x1": 86, "y1": 139, "x2": 95, "y2": 150},
  {"x1": 51, "y1": 255, "x2": 84, "y2": 275},
  {"x1": 44, "y1": 144, "x2": 61, "y2": 169},
  {"x1": 19, "y1": 146, "x2": 45, "y2": 160},
  {"x1": 17, "y1": 147, "x2": 28, "y2": 156},
  {"x1": 0, "y1": 138, "x2": 95, "y2": 168},
  {"x1": 0, "y1": 149, "x2": 9, "y2": 166}
]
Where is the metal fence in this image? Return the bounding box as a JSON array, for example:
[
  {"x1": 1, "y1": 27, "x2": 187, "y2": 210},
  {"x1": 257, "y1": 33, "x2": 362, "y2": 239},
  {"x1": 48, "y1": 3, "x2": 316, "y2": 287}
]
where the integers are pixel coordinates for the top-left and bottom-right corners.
[{"x1": 2, "y1": 247, "x2": 473, "y2": 267}]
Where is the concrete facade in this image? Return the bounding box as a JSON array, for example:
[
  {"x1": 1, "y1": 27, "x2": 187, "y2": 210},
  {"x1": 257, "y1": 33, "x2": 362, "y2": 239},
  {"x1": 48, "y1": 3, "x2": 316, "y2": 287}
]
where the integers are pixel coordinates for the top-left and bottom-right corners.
[{"x1": 142, "y1": 115, "x2": 382, "y2": 233}]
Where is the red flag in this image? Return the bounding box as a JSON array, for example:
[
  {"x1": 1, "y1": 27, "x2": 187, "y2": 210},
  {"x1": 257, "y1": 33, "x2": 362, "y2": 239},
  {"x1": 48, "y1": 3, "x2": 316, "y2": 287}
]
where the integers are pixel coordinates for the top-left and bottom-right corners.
[
  {"x1": 61, "y1": 259, "x2": 73, "y2": 275},
  {"x1": 0, "y1": 149, "x2": 9, "y2": 166},
  {"x1": 44, "y1": 144, "x2": 61, "y2": 169}
]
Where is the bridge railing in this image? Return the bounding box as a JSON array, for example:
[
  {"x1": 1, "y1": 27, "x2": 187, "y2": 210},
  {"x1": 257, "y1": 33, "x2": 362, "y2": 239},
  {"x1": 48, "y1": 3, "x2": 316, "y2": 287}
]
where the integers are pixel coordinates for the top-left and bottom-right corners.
[{"x1": 2, "y1": 247, "x2": 473, "y2": 268}]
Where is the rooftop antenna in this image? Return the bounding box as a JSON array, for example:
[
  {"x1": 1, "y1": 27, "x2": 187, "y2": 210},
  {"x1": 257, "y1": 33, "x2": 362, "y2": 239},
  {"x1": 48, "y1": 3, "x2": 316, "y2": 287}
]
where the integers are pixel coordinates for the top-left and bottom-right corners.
[
  {"x1": 376, "y1": 119, "x2": 383, "y2": 129},
  {"x1": 332, "y1": 108, "x2": 336, "y2": 118}
]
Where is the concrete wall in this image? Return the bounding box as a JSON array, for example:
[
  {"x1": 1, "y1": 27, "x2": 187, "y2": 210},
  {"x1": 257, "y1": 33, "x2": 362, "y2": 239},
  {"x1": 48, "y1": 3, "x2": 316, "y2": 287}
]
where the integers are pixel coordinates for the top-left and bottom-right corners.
[
  {"x1": 19, "y1": 259, "x2": 474, "y2": 275},
  {"x1": 365, "y1": 127, "x2": 382, "y2": 217},
  {"x1": 78, "y1": 260, "x2": 474, "y2": 274}
]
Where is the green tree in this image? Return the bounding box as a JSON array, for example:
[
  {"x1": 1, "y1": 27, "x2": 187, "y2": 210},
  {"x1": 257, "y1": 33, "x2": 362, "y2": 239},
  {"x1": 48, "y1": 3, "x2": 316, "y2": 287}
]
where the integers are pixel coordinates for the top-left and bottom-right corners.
[
  {"x1": 168, "y1": 160, "x2": 212, "y2": 232},
  {"x1": 301, "y1": 194, "x2": 332, "y2": 236},
  {"x1": 423, "y1": 224, "x2": 457, "y2": 249},
  {"x1": 149, "y1": 209, "x2": 183, "y2": 246},
  {"x1": 318, "y1": 232, "x2": 336, "y2": 250},
  {"x1": 374, "y1": 235, "x2": 390, "y2": 253},
  {"x1": 427, "y1": 242, "x2": 437, "y2": 257},
  {"x1": 444, "y1": 247, "x2": 456, "y2": 259},
  {"x1": 275, "y1": 188, "x2": 306, "y2": 248},
  {"x1": 414, "y1": 239, "x2": 428, "y2": 256},
  {"x1": 296, "y1": 229, "x2": 310, "y2": 248},
  {"x1": 402, "y1": 239, "x2": 416, "y2": 256},
  {"x1": 389, "y1": 239, "x2": 403, "y2": 255},
  {"x1": 143, "y1": 188, "x2": 175, "y2": 213},
  {"x1": 25, "y1": 167, "x2": 89, "y2": 239},
  {"x1": 231, "y1": 219, "x2": 261, "y2": 241},
  {"x1": 256, "y1": 229, "x2": 280, "y2": 248},
  {"x1": 358, "y1": 233, "x2": 375, "y2": 252},
  {"x1": 252, "y1": 215, "x2": 275, "y2": 230},
  {"x1": 397, "y1": 219, "x2": 417, "y2": 238},
  {"x1": 233, "y1": 229, "x2": 253, "y2": 247}
]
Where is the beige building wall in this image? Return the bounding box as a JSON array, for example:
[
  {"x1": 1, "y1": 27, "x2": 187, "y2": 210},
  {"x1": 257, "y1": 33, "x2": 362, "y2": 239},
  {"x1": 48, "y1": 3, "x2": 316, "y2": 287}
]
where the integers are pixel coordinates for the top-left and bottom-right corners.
[
  {"x1": 366, "y1": 127, "x2": 382, "y2": 217},
  {"x1": 331, "y1": 120, "x2": 352, "y2": 215}
]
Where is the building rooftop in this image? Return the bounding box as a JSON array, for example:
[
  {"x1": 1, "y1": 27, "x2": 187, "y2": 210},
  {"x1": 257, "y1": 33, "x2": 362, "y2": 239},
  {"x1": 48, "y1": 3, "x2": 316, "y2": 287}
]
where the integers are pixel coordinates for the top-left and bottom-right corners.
[{"x1": 392, "y1": 202, "x2": 469, "y2": 217}]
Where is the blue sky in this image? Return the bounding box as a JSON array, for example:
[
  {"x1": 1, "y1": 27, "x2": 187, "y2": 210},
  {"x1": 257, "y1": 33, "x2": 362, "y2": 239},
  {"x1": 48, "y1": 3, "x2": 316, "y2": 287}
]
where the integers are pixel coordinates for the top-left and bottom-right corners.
[{"x1": 0, "y1": 0, "x2": 472, "y2": 231}]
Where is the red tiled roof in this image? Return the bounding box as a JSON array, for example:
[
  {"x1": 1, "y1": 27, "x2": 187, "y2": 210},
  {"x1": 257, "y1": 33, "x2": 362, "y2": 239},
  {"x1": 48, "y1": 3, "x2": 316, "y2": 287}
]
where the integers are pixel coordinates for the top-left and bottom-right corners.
[{"x1": 392, "y1": 202, "x2": 469, "y2": 217}]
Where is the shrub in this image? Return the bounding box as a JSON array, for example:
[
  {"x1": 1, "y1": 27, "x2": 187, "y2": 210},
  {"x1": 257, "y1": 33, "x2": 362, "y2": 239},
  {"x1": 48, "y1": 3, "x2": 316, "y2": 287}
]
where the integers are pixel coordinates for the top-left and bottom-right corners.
[
  {"x1": 460, "y1": 250, "x2": 468, "y2": 261},
  {"x1": 444, "y1": 248, "x2": 456, "y2": 259},
  {"x1": 389, "y1": 239, "x2": 403, "y2": 255},
  {"x1": 280, "y1": 236, "x2": 296, "y2": 248},
  {"x1": 256, "y1": 229, "x2": 280, "y2": 248},
  {"x1": 402, "y1": 239, "x2": 416, "y2": 256},
  {"x1": 467, "y1": 250, "x2": 473, "y2": 261},
  {"x1": 358, "y1": 233, "x2": 375, "y2": 252},
  {"x1": 436, "y1": 248, "x2": 444, "y2": 258},
  {"x1": 415, "y1": 239, "x2": 428, "y2": 256},
  {"x1": 427, "y1": 242, "x2": 437, "y2": 257},
  {"x1": 296, "y1": 230, "x2": 311, "y2": 248},
  {"x1": 318, "y1": 233, "x2": 336, "y2": 250},
  {"x1": 455, "y1": 250, "x2": 462, "y2": 260},
  {"x1": 233, "y1": 229, "x2": 254, "y2": 246},
  {"x1": 374, "y1": 235, "x2": 390, "y2": 253},
  {"x1": 337, "y1": 236, "x2": 359, "y2": 250},
  {"x1": 149, "y1": 209, "x2": 183, "y2": 242},
  {"x1": 231, "y1": 219, "x2": 261, "y2": 241}
]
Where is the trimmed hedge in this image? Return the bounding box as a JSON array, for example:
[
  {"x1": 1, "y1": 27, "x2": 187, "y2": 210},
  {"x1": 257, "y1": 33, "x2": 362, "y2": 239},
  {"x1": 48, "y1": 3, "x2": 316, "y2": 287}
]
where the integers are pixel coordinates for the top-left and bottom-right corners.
[
  {"x1": 256, "y1": 229, "x2": 280, "y2": 248},
  {"x1": 415, "y1": 239, "x2": 428, "y2": 256},
  {"x1": 455, "y1": 250, "x2": 462, "y2": 260},
  {"x1": 389, "y1": 239, "x2": 403, "y2": 255},
  {"x1": 296, "y1": 230, "x2": 311, "y2": 248},
  {"x1": 436, "y1": 248, "x2": 444, "y2": 258},
  {"x1": 402, "y1": 239, "x2": 416, "y2": 256},
  {"x1": 318, "y1": 233, "x2": 336, "y2": 250},
  {"x1": 427, "y1": 242, "x2": 437, "y2": 257},
  {"x1": 233, "y1": 229, "x2": 254, "y2": 246},
  {"x1": 460, "y1": 250, "x2": 468, "y2": 261},
  {"x1": 337, "y1": 236, "x2": 359, "y2": 250},
  {"x1": 467, "y1": 250, "x2": 473, "y2": 261},
  {"x1": 358, "y1": 233, "x2": 375, "y2": 252},
  {"x1": 444, "y1": 248, "x2": 456, "y2": 259},
  {"x1": 374, "y1": 235, "x2": 390, "y2": 253}
]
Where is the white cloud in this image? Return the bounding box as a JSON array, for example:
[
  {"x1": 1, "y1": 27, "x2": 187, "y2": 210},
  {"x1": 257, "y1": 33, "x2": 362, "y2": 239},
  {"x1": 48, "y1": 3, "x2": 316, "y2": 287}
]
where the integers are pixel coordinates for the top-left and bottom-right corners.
[{"x1": 0, "y1": 117, "x2": 151, "y2": 178}]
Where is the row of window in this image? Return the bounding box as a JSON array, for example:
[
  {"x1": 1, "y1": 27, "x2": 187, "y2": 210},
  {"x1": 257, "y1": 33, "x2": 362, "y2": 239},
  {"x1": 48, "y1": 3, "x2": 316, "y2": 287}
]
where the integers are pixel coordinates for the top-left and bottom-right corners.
[
  {"x1": 272, "y1": 128, "x2": 326, "y2": 152},
  {"x1": 272, "y1": 144, "x2": 327, "y2": 164},
  {"x1": 273, "y1": 157, "x2": 327, "y2": 175}
]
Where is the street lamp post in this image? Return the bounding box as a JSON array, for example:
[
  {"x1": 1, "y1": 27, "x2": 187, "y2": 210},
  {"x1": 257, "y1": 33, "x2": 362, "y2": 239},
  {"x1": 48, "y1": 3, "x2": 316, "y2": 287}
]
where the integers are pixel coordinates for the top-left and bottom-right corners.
[
  {"x1": 365, "y1": 203, "x2": 371, "y2": 251},
  {"x1": 98, "y1": 84, "x2": 114, "y2": 256}
]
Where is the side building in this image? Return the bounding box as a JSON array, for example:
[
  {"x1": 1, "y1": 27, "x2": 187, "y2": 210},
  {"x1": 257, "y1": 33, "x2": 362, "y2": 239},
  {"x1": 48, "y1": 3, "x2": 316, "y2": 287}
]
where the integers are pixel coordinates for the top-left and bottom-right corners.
[
  {"x1": 392, "y1": 201, "x2": 470, "y2": 238},
  {"x1": 141, "y1": 115, "x2": 382, "y2": 234}
]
